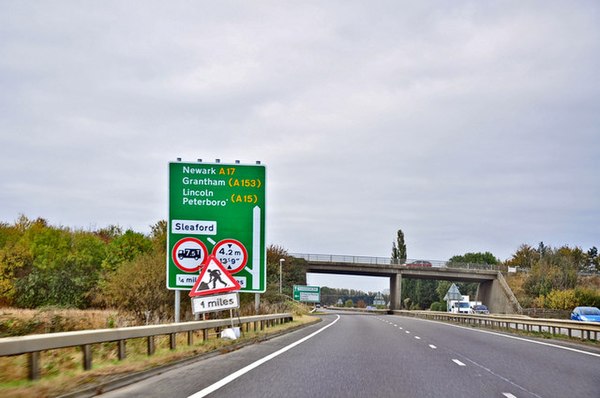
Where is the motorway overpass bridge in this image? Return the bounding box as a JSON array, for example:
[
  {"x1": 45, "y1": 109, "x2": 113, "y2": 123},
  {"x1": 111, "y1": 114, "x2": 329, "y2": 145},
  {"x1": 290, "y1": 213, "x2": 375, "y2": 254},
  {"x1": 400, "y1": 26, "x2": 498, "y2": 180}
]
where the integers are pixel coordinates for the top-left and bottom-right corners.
[{"x1": 290, "y1": 254, "x2": 522, "y2": 314}]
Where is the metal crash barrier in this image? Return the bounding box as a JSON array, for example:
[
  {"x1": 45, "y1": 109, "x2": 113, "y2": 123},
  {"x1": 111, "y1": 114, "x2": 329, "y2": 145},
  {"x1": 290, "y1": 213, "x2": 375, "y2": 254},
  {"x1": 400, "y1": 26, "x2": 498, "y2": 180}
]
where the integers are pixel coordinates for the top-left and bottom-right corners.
[{"x1": 0, "y1": 313, "x2": 293, "y2": 380}]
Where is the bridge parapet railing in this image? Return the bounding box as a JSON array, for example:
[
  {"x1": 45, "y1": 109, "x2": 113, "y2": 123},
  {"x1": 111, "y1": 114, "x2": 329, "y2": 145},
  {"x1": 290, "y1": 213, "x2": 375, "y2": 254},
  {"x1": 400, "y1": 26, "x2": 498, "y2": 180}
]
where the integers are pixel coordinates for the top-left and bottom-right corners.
[
  {"x1": 445, "y1": 261, "x2": 499, "y2": 271},
  {"x1": 290, "y1": 253, "x2": 393, "y2": 265},
  {"x1": 290, "y1": 253, "x2": 499, "y2": 271}
]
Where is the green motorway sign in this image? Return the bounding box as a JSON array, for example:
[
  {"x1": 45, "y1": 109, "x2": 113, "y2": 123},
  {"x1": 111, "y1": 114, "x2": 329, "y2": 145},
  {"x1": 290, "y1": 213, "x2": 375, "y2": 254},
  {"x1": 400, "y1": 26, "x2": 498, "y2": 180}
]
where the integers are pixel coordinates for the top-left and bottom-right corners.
[
  {"x1": 167, "y1": 161, "x2": 266, "y2": 292},
  {"x1": 293, "y1": 285, "x2": 321, "y2": 303}
]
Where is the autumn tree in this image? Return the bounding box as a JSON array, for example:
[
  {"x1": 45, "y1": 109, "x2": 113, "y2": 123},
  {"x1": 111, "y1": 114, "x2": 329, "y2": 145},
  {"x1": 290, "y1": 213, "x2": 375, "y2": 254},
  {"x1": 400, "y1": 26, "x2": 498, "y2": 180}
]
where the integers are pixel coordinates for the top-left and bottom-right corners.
[
  {"x1": 523, "y1": 245, "x2": 580, "y2": 297},
  {"x1": 101, "y1": 229, "x2": 153, "y2": 272},
  {"x1": 262, "y1": 245, "x2": 306, "y2": 303},
  {"x1": 101, "y1": 251, "x2": 173, "y2": 323},
  {"x1": 583, "y1": 247, "x2": 599, "y2": 273},
  {"x1": 505, "y1": 244, "x2": 540, "y2": 270},
  {"x1": 0, "y1": 221, "x2": 32, "y2": 305},
  {"x1": 449, "y1": 252, "x2": 500, "y2": 266}
]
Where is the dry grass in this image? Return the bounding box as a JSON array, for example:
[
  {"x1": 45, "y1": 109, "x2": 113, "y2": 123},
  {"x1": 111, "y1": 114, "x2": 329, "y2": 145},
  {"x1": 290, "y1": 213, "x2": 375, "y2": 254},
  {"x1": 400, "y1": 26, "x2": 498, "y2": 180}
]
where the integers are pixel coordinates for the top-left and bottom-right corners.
[
  {"x1": 0, "y1": 307, "x2": 137, "y2": 337},
  {"x1": 0, "y1": 315, "x2": 318, "y2": 398}
]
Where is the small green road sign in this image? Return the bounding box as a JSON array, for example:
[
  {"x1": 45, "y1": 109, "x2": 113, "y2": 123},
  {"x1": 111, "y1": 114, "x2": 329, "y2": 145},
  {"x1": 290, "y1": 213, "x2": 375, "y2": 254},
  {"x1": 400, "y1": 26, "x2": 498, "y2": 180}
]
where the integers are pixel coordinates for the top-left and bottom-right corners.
[
  {"x1": 293, "y1": 285, "x2": 321, "y2": 303},
  {"x1": 167, "y1": 161, "x2": 266, "y2": 292}
]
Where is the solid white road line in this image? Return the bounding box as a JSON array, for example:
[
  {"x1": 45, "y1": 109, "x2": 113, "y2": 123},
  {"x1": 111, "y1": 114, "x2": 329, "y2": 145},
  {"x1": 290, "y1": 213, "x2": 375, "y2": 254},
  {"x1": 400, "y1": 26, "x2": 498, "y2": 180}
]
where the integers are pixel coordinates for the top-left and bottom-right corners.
[
  {"x1": 187, "y1": 315, "x2": 341, "y2": 398},
  {"x1": 410, "y1": 317, "x2": 600, "y2": 358}
]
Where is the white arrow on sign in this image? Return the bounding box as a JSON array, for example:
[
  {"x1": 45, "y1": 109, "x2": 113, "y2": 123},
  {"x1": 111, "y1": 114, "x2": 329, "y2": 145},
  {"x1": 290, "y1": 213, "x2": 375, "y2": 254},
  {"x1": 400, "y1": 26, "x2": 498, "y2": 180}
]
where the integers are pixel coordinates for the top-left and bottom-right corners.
[{"x1": 250, "y1": 205, "x2": 261, "y2": 290}]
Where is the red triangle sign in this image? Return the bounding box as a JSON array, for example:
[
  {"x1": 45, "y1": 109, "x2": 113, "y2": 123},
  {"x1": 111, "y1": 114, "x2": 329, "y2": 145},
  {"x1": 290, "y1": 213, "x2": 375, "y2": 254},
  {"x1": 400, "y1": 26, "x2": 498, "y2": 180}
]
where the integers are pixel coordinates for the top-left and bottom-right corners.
[{"x1": 189, "y1": 255, "x2": 241, "y2": 297}]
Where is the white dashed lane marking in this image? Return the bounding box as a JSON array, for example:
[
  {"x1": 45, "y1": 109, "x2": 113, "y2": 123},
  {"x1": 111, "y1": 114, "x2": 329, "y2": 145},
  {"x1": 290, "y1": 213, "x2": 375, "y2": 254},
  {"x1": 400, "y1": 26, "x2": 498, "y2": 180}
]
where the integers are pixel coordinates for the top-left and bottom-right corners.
[{"x1": 452, "y1": 359, "x2": 466, "y2": 367}]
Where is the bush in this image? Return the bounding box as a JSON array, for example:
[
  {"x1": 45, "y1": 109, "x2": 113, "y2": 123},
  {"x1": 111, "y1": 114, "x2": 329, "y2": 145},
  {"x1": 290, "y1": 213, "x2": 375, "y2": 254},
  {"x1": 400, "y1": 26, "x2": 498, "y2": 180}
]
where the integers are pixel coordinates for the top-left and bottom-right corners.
[
  {"x1": 430, "y1": 302, "x2": 446, "y2": 312},
  {"x1": 100, "y1": 252, "x2": 174, "y2": 323},
  {"x1": 574, "y1": 288, "x2": 600, "y2": 308},
  {"x1": 544, "y1": 289, "x2": 577, "y2": 310},
  {"x1": 533, "y1": 288, "x2": 600, "y2": 310}
]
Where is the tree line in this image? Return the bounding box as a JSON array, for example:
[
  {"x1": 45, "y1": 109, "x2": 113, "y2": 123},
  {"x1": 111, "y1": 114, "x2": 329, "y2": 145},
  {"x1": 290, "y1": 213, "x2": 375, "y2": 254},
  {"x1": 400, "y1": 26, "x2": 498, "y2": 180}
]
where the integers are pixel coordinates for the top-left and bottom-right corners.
[
  {"x1": 1, "y1": 217, "x2": 598, "y2": 318},
  {"x1": 392, "y1": 229, "x2": 600, "y2": 310},
  {"x1": 0, "y1": 216, "x2": 307, "y2": 322}
]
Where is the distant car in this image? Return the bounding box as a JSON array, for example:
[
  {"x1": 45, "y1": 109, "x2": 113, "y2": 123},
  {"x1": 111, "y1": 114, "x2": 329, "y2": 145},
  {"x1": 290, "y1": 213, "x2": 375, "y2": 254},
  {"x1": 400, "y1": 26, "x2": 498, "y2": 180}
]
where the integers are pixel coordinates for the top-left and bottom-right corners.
[
  {"x1": 472, "y1": 304, "x2": 490, "y2": 315},
  {"x1": 570, "y1": 306, "x2": 600, "y2": 322},
  {"x1": 407, "y1": 260, "x2": 432, "y2": 267}
]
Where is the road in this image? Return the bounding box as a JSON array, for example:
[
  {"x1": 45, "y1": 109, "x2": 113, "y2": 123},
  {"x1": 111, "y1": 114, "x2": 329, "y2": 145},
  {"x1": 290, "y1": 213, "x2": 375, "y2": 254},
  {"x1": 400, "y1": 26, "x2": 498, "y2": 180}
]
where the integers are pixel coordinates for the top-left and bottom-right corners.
[{"x1": 101, "y1": 311, "x2": 600, "y2": 398}]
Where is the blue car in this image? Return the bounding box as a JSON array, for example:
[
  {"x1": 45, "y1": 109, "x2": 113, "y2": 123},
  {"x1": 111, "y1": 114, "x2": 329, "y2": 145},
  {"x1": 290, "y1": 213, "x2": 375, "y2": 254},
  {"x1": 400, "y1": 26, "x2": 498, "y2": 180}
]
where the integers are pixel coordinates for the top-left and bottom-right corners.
[{"x1": 570, "y1": 306, "x2": 600, "y2": 322}]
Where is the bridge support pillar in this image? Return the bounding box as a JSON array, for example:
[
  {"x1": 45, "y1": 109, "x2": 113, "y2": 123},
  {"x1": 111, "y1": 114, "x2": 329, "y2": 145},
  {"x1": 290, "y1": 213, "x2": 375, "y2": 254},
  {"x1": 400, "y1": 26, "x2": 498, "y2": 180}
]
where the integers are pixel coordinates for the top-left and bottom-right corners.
[{"x1": 390, "y1": 273, "x2": 402, "y2": 310}]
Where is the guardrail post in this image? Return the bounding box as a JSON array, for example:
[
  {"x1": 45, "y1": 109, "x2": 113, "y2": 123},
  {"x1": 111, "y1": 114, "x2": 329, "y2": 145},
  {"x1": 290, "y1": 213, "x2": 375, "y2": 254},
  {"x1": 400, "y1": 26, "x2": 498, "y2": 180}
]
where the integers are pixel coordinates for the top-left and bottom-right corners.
[
  {"x1": 29, "y1": 351, "x2": 40, "y2": 380},
  {"x1": 147, "y1": 336, "x2": 155, "y2": 356},
  {"x1": 187, "y1": 331, "x2": 194, "y2": 346},
  {"x1": 203, "y1": 328, "x2": 209, "y2": 341},
  {"x1": 82, "y1": 344, "x2": 92, "y2": 371},
  {"x1": 170, "y1": 333, "x2": 177, "y2": 350},
  {"x1": 118, "y1": 340, "x2": 126, "y2": 360}
]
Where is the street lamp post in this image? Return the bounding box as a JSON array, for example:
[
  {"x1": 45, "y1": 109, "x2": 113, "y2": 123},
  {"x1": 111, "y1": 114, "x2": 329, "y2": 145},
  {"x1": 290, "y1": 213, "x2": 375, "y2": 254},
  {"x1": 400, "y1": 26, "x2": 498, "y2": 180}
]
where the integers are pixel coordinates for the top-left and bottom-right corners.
[{"x1": 279, "y1": 258, "x2": 285, "y2": 294}]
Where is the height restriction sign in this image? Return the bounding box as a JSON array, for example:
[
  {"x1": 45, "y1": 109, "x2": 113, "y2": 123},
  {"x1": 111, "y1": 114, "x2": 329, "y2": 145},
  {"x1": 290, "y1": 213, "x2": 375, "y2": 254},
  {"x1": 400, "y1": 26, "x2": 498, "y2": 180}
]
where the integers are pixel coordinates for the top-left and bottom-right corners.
[{"x1": 167, "y1": 161, "x2": 266, "y2": 292}]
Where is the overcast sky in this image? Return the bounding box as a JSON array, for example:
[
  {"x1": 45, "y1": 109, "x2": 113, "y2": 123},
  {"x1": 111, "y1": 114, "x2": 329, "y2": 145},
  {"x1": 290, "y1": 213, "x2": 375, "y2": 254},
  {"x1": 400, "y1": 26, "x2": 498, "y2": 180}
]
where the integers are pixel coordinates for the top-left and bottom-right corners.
[{"x1": 1, "y1": 1, "x2": 599, "y2": 292}]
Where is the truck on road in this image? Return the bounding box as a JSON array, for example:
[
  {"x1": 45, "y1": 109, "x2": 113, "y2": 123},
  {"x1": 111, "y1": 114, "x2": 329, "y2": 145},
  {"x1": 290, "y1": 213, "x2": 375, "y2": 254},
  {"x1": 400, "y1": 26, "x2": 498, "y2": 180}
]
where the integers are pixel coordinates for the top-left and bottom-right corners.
[{"x1": 448, "y1": 295, "x2": 482, "y2": 314}]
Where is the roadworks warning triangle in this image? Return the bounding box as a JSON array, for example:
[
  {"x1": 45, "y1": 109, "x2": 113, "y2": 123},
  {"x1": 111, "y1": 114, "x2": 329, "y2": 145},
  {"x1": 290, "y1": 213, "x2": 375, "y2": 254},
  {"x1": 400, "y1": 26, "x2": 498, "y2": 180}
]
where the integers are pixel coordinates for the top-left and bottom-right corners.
[{"x1": 189, "y1": 255, "x2": 241, "y2": 297}]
